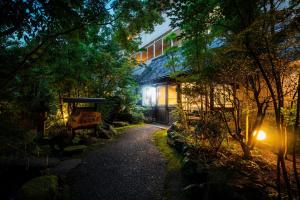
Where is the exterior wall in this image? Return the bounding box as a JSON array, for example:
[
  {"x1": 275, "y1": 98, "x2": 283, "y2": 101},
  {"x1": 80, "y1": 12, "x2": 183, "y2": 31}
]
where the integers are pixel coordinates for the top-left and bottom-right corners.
[
  {"x1": 134, "y1": 14, "x2": 181, "y2": 64},
  {"x1": 139, "y1": 14, "x2": 172, "y2": 48},
  {"x1": 141, "y1": 82, "x2": 178, "y2": 125}
]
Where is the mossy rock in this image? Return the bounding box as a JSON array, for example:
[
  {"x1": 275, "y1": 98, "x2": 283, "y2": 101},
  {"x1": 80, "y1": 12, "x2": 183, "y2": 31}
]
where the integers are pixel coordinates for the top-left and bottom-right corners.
[
  {"x1": 63, "y1": 145, "x2": 87, "y2": 154},
  {"x1": 112, "y1": 121, "x2": 129, "y2": 127},
  {"x1": 173, "y1": 138, "x2": 185, "y2": 153},
  {"x1": 108, "y1": 125, "x2": 117, "y2": 135},
  {"x1": 18, "y1": 175, "x2": 58, "y2": 200}
]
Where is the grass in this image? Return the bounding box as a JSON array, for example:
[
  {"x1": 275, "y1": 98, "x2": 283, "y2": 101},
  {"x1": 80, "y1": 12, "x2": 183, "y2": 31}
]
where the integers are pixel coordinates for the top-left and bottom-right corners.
[
  {"x1": 153, "y1": 130, "x2": 182, "y2": 171},
  {"x1": 113, "y1": 123, "x2": 145, "y2": 134},
  {"x1": 153, "y1": 130, "x2": 185, "y2": 200},
  {"x1": 19, "y1": 175, "x2": 58, "y2": 200}
]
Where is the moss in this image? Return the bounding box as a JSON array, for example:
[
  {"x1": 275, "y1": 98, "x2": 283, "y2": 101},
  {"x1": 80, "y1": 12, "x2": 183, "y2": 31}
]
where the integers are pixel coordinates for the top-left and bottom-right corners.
[
  {"x1": 153, "y1": 130, "x2": 185, "y2": 200},
  {"x1": 63, "y1": 145, "x2": 87, "y2": 153},
  {"x1": 18, "y1": 175, "x2": 58, "y2": 200},
  {"x1": 153, "y1": 130, "x2": 182, "y2": 171},
  {"x1": 113, "y1": 123, "x2": 145, "y2": 134}
]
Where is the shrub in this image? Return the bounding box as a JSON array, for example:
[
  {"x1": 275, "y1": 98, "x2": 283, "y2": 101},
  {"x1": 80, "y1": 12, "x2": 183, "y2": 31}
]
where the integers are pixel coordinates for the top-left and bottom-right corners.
[
  {"x1": 195, "y1": 114, "x2": 226, "y2": 152},
  {"x1": 18, "y1": 175, "x2": 58, "y2": 200}
]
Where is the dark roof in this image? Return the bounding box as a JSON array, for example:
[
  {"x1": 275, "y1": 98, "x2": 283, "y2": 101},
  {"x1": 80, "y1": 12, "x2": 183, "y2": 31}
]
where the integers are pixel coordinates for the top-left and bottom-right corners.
[
  {"x1": 134, "y1": 52, "x2": 186, "y2": 84},
  {"x1": 133, "y1": 37, "x2": 228, "y2": 84}
]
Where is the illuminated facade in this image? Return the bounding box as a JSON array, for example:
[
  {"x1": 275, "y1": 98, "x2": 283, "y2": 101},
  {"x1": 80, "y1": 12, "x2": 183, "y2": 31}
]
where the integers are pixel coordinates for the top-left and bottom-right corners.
[{"x1": 133, "y1": 15, "x2": 233, "y2": 124}]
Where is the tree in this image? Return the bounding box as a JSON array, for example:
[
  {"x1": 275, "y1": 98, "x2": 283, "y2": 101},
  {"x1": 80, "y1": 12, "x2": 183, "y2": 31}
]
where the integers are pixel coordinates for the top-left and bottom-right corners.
[
  {"x1": 165, "y1": 0, "x2": 299, "y2": 197},
  {"x1": 0, "y1": 0, "x2": 165, "y2": 134},
  {"x1": 0, "y1": 0, "x2": 163, "y2": 91}
]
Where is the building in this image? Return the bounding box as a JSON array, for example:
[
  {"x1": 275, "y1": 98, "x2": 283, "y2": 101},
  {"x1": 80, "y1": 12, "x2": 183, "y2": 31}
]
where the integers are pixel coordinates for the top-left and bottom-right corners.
[
  {"x1": 133, "y1": 15, "x2": 231, "y2": 124},
  {"x1": 133, "y1": 12, "x2": 299, "y2": 126}
]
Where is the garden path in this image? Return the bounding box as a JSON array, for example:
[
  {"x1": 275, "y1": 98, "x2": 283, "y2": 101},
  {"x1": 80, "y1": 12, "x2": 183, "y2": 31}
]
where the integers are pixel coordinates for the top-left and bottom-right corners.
[{"x1": 67, "y1": 125, "x2": 166, "y2": 200}]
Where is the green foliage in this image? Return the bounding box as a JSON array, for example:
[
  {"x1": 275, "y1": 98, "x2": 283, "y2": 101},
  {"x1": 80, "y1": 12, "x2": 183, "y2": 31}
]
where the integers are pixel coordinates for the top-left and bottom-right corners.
[
  {"x1": 195, "y1": 115, "x2": 226, "y2": 152},
  {"x1": 63, "y1": 145, "x2": 87, "y2": 154},
  {"x1": 130, "y1": 106, "x2": 145, "y2": 124},
  {"x1": 0, "y1": 0, "x2": 164, "y2": 137},
  {"x1": 281, "y1": 107, "x2": 298, "y2": 127},
  {"x1": 153, "y1": 129, "x2": 187, "y2": 200},
  {"x1": 18, "y1": 175, "x2": 58, "y2": 200},
  {"x1": 164, "y1": 32, "x2": 182, "y2": 78},
  {"x1": 113, "y1": 123, "x2": 145, "y2": 133},
  {"x1": 154, "y1": 130, "x2": 182, "y2": 171}
]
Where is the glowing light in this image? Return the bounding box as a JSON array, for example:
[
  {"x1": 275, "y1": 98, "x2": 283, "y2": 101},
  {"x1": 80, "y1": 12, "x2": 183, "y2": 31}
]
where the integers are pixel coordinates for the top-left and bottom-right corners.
[
  {"x1": 253, "y1": 130, "x2": 266, "y2": 141},
  {"x1": 63, "y1": 113, "x2": 68, "y2": 120},
  {"x1": 142, "y1": 86, "x2": 156, "y2": 106}
]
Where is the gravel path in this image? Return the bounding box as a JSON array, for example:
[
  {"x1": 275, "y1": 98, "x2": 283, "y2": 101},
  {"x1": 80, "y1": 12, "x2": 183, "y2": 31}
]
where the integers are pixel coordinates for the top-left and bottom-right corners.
[{"x1": 67, "y1": 125, "x2": 166, "y2": 200}]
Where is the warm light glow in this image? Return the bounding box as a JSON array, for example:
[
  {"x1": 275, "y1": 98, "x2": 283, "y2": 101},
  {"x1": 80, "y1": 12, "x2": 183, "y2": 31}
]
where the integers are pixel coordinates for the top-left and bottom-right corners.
[
  {"x1": 142, "y1": 86, "x2": 156, "y2": 106},
  {"x1": 157, "y1": 86, "x2": 166, "y2": 105},
  {"x1": 253, "y1": 130, "x2": 267, "y2": 141},
  {"x1": 63, "y1": 113, "x2": 69, "y2": 121},
  {"x1": 168, "y1": 85, "x2": 177, "y2": 105}
]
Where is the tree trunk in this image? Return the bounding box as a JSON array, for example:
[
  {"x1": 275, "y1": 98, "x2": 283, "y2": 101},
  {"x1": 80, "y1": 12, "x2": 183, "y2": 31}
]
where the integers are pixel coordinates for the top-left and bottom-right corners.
[
  {"x1": 241, "y1": 141, "x2": 252, "y2": 159},
  {"x1": 293, "y1": 74, "x2": 300, "y2": 197}
]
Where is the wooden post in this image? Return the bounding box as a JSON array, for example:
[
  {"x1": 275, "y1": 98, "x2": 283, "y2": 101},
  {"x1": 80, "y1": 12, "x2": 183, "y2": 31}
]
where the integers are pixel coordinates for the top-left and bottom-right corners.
[
  {"x1": 210, "y1": 85, "x2": 214, "y2": 111},
  {"x1": 246, "y1": 104, "x2": 249, "y2": 143},
  {"x1": 166, "y1": 84, "x2": 169, "y2": 124}
]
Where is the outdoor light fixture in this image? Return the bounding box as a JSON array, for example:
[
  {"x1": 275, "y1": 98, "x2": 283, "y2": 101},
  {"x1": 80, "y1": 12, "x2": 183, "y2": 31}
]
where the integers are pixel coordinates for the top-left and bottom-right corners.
[
  {"x1": 63, "y1": 113, "x2": 69, "y2": 121},
  {"x1": 253, "y1": 130, "x2": 267, "y2": 141}
]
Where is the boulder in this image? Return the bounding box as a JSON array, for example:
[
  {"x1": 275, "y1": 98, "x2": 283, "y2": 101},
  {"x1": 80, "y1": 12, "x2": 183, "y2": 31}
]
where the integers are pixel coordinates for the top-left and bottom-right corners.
[
  {"x1": 173, "y1": 138, "x2": 185, "y2": 153},
  {"x1": 167, "y1": 125, "x2": 176, "y2": 135},
  {"x1": 167, "y1": 137, "x2": 175, "y2": 147},
  {"x1": 108, "y1": 125, "x2": 117, "y2": 136},
  {"x1": 18, "y1": 175, "x2": 58, "y2": 200},
  {"x1": 167, "y1": 122, "x2": 180, "y2": 134},
  {"x1": 112, "y1": 121, "x2": 129, "y2": 127}
]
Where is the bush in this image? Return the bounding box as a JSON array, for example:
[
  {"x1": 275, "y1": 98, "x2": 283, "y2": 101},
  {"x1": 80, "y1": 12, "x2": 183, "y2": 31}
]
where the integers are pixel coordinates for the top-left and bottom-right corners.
[
  {"x1": 130, "y1": 110, "x2": 144, "y2": 124},
  {"x1": 195, "y1": 115, "x2": 226, "y2": 152},
  {"x1": 115, "y1": 106, "x2": 145, "y2": 124},
  {"x1": 98, "y1": 96, "x2": 122, "y2": 123},
  {"x1": 18, "y1": 175, "x2": 58, "y2": 200}
]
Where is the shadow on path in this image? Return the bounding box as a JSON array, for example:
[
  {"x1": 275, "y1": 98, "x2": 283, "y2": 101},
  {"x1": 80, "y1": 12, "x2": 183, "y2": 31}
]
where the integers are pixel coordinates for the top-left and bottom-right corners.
[{"x1": 67, "y1": 125, "x2": 166, "y2": 200}]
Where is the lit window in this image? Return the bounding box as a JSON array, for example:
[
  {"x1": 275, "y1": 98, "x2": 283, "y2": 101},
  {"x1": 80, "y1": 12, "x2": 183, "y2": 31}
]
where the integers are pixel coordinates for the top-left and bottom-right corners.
[
  {"x1": 155, "y1": 39, "x2": 162, "y2": 57},
  {"x1": 135, "y1": 52, "x2": 141, "y2": 63},
  {"x1": 141, "y1": 50, "x2": 147, "y2": 62},
  {"x1": 142, "y1": 86, "x2": 156, "y2": 106},
  {"x1": 157, "y1": 86, "x2": 166, "y2": 105},
  {"x1": 168, "y1": 85, "x2": 177, "y2": 105},
  {"x1": 147, "y1": 45, "x2": 154, "y2": 60},
  {"x1": 181, "y1": 83, "x2": 208, "y2": 112},
  {"x1": 213, "y1": 84, "x2": 233, "y2": 108}
]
